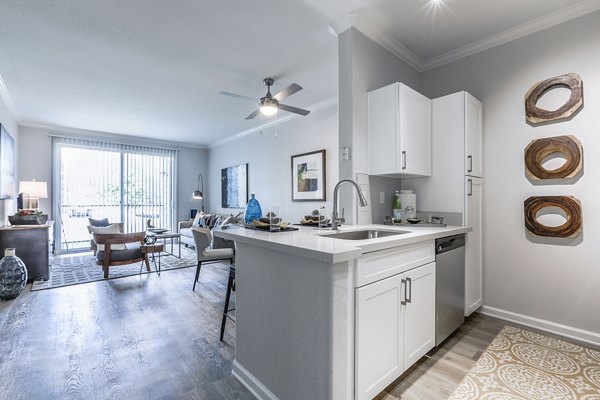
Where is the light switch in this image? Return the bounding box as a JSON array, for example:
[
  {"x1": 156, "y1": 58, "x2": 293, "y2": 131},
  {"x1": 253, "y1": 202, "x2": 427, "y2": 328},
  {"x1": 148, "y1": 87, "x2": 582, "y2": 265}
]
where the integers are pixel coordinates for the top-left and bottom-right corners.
[{"x1": 380, "y1": 192, "x2": 385, "y2": 204}]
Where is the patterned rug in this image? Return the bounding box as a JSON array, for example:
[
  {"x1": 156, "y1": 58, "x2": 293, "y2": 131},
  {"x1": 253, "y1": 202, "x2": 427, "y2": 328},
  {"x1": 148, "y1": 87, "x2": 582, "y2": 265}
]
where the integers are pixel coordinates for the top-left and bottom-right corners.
[
  {"x1": 449, "y1": 325, "x2": 600, "y2": 400},
  {"x1": 31, "y1": 247, "x2": 198, "y2": 291}
]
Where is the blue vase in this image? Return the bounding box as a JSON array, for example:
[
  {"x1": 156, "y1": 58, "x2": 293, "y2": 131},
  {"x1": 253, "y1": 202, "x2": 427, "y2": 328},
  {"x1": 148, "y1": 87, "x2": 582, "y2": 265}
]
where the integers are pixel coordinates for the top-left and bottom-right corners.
[
  {"x1": 0, "y1": 248, "x2": 28, "y2": 300},
  {"x1": 244, "y1": 194, "x2": 262, "y2": 224}
]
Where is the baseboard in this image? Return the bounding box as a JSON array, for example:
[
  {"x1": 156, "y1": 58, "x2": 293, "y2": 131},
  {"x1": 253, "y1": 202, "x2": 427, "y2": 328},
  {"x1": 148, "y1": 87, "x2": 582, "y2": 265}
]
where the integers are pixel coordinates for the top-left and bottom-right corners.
[
  {"x1": 232, "y1": 360, "x2": 279, "y2": 400},
  {"x1": 478, "y1": 305, "x2": 600, "y2": 347}
]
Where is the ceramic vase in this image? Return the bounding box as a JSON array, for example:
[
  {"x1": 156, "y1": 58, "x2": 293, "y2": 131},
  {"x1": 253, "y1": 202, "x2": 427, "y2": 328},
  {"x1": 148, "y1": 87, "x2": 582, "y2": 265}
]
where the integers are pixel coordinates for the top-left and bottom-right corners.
[
  {"x1": 0, "y1": 248, "x2": 28, "y2": 300},
  {"x1": 244, "y1": 194, "x2": 262, "y2": 224}
]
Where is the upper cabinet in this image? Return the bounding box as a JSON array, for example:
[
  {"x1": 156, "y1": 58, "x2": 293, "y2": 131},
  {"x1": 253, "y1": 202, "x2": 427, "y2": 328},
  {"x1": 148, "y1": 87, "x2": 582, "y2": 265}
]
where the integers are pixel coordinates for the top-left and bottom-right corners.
[
  {"x1": 465, "y1": 93, "x2": 483, "y2": 177},
  {"x1": 368, "y1": 83, "x2": 432, "y2": 177}
]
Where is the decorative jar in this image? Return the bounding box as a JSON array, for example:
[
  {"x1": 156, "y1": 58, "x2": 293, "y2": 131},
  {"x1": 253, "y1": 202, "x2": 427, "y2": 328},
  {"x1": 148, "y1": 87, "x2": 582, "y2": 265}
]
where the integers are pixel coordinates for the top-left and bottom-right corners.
[
  {"x1": 399, "y1": 190, "x2": 417, "y2": 221},
  {"x1": 0, "y1": 248, "x2": 28, "y2": 300},
  {"x1": 244, "y1": 194, "x2": 262, "y2": 224}
]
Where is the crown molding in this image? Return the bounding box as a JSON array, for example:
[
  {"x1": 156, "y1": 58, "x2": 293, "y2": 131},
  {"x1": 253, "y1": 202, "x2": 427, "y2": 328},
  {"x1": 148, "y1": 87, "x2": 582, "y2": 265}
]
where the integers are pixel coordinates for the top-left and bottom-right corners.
[
  {"x1": 330, "y1": 0, "x2": 600, "y2": 72},
  {"x1": 329, "y1": 14, "x2": 424, "y2": 72},
  {"x1": 209, "y1": 96, "x2": 338, "y2": 148},
  {"x1": 422, "y1": 0, "x2": 600, "y2": 70},
  {"x1": 0, "y1": 73, "x2": 21, "y2": 121}
]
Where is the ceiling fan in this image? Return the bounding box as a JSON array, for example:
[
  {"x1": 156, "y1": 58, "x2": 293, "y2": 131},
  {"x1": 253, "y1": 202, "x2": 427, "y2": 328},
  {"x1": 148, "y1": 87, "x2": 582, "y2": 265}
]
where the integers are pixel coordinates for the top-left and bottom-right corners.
[{"x1": 220, "y1": 78, "x2": 310, "y2": 120}]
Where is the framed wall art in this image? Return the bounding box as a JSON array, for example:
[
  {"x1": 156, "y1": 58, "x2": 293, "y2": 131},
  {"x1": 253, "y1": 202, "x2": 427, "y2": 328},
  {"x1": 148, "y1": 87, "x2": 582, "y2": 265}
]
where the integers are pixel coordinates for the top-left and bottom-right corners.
[
  {"x1": 221, "y1": 163, "x2": 248, "y2": 208},
  {"x1": 291, "y1": 149, "x2": 326, "y2": 202},
  {"x1": 0, "y1": 125, "x2": 15, "y2": 199}
]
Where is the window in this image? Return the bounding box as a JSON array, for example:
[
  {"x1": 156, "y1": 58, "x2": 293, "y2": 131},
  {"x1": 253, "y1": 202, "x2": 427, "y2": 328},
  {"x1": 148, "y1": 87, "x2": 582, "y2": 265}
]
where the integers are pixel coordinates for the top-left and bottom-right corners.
[{"x1": 52, "y1": 137, "x2": 177, "y2": 252}]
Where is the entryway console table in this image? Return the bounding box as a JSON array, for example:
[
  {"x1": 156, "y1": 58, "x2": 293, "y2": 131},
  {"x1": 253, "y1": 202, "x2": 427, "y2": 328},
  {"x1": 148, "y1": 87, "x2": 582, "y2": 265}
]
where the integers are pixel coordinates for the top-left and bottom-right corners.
[{"x1": 0, "y1": 222, "x2": 54, "y2": 281}]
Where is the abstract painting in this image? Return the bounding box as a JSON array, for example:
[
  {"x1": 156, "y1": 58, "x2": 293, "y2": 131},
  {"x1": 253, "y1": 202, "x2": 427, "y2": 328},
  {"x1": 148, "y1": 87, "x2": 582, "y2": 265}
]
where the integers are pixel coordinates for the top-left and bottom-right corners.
[
  {"x1": 221, "y1": 163, "x2": 248, "y2": 208},
  {"x1": 291, "y1": 150, "x2": 326, "y2": 201}
]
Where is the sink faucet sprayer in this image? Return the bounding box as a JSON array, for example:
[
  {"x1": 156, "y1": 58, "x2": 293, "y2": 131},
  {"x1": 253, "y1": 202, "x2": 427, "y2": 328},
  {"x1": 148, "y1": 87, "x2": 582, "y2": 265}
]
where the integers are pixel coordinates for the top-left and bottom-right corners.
[{"x1": 332, "y1": 179, "x2": 368, "y2": 231}]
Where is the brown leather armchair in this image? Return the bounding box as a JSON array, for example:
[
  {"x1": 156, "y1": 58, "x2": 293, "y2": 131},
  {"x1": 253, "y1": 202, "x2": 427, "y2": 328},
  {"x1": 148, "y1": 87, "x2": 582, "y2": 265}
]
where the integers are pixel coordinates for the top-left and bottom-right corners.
[{"x1": 92, "y1": 231, "x2": 150, "y2": 279}]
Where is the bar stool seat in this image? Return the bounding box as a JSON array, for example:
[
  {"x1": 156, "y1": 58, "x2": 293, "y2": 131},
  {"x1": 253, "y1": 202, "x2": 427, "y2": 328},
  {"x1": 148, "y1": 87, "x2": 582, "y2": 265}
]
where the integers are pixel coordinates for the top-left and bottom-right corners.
[
  {"x1": 191, "y1": 227, "x2": 234, "y2": 291},
  {"x1": 221, "y1": 265, "x2": 236, "y2": 341}
]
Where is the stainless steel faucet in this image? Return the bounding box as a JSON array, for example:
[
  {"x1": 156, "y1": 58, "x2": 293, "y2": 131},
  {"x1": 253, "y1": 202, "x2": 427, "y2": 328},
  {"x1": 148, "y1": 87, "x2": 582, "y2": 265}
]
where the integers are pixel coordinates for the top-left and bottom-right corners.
[{"x1": 332, "y1": 179, "x2": 368, "y2": 231}]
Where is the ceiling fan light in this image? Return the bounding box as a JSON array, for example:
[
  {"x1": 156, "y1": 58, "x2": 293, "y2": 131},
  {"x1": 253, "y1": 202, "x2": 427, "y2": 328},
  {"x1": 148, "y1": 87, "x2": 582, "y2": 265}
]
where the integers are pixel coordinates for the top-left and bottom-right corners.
[{"x1": 260, "y1": 104, "x2": 278, "y2": 116}]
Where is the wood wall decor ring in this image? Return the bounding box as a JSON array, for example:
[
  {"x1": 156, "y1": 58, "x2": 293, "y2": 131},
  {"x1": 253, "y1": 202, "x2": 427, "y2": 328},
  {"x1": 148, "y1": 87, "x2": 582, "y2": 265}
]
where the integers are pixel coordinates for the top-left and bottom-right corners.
[
  {"x1": 524, "y1": 135, "x2": 583, "y2": 180},
  {"x1": 524, "y1": 196, "x2": 582, "y2": 238},
  {"x1": 525, "y1": 73, "x2": 583, "y2": 125}
]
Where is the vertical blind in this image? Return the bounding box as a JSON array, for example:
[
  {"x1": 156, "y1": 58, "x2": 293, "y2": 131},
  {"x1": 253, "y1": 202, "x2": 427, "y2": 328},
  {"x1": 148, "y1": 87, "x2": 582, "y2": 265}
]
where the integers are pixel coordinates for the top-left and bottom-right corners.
[{"x1": 52, "y1": 136, "x2": 177, "y2": 252}]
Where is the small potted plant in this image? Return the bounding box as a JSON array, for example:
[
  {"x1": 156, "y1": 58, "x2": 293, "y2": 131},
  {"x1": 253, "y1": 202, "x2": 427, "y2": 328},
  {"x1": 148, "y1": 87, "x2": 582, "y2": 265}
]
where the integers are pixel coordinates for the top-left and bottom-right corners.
[{"x1": 8, "y1": 209, "x2": 49, "y2": 225}]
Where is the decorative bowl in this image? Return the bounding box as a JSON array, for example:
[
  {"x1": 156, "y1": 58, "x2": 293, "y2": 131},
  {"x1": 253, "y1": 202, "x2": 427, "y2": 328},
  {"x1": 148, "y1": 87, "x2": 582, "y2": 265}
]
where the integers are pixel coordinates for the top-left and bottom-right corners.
[
  {"x1": 148, "y1": 228, "x2": 169, "y2": 234},
  {"x1": 406, "y1": 218, "x2": 422, "y2": 224},
  {"x1": 8, "y1": 214, "x2": 49, "y2": 225}
]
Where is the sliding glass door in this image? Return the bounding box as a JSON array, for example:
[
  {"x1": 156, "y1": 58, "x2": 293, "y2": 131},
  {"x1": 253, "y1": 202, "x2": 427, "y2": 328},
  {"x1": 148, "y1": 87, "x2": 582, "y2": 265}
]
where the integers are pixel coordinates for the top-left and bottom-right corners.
[{"x1": 53, "y1": 137, "x2": 177, "y2": 253}]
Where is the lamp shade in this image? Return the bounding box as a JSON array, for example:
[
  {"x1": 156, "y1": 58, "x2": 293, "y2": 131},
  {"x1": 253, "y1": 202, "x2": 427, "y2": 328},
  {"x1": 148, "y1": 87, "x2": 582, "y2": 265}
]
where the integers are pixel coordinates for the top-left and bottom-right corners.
[
  {"x1": 193, "y1": 190, "x2": 203, "y2": 199},
  {"x1": 19, "y1": 181, "x2": 48, "y2": 198}
]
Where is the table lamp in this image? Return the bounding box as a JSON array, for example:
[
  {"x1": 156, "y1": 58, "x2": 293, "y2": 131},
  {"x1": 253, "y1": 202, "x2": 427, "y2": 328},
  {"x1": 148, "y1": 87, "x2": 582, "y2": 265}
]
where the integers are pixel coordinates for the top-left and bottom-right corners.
[{"x1": 19, "y1": 180, "x2": 48, "y2": 210}]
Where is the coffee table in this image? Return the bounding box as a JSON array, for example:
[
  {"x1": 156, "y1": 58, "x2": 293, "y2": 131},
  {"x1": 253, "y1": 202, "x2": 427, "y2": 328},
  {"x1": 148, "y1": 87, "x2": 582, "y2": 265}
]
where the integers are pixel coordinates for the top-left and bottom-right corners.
[
  {"x1": 148, "y1": 232, "x2": 181, "y2": 258},
  {"x1": 140, "y1": 243, "x2": 165, "y2": 275}
]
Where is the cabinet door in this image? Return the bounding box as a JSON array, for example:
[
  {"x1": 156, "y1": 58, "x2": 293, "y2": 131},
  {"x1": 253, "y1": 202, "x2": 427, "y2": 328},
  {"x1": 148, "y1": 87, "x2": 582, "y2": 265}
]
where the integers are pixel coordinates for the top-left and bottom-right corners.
[
  {"x1": 368, "y1": 83, "x2": 398, "y2": 175},
  {"x1": 465, "y1": 177, "x2": 483, "y2": 316},
  {"x1": 403, "y1": 262, "x2": 436, "y2": 367},
  {"x1": 465, "y1": 93, "x2": 483, "y2": 177},
  {"x1": 355, "y1": 274, "x2": 404, "y2": 400},
  {"x1": 399, "y1": 85, "x2": 432, "y2": 176}
]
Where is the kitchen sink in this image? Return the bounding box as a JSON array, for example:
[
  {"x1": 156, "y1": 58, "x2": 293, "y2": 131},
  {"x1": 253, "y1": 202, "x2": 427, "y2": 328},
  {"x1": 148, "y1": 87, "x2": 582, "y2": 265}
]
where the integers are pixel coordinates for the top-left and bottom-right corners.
[{"x1": 318, "y1": 229, "x2": 409, "y2": 240}]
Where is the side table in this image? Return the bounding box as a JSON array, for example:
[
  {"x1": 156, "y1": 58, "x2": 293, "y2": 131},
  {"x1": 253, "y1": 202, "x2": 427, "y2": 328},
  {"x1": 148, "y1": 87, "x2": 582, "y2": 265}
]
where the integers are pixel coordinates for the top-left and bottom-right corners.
[{"x1": 141, "y1": 243, "x2": 165, "y2": 275}]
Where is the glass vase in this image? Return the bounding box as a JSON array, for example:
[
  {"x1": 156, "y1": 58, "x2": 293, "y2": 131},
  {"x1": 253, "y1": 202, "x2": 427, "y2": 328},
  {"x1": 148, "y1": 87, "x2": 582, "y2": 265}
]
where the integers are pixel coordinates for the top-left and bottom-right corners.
[
  {"x1": 244, "y1": 194, "x2": 262, "y2": 224},
  {"x1": 0, "y1": 248, "x2": 28, "y2": 300}
]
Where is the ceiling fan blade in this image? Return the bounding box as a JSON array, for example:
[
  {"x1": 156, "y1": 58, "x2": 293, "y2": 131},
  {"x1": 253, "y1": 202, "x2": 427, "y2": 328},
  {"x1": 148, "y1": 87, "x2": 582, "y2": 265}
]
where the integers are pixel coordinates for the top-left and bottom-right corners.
[
  {"x1": 273, "y1": 83, "x2": 303, "y2": 101},
  {"x1": 279, "y1": 103, "x2": 310, "y2": 116},
  {"x1": 245, "y1": 109, "x2": 261, "y2": 120},
  {"x1": 219, "y1": 91, "x2": 257, "y2": 103}
]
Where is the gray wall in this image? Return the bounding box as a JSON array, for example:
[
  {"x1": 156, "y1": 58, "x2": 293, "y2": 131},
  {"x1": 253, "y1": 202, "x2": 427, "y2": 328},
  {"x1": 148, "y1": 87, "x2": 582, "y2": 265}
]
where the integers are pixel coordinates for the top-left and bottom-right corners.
[
  {"x1": 421, "y1": 10, "x2": 600, "y2": 334},
  {"x1": 207, "y1": 103, "x2": 338, "y2": 223},
  {"x1": 338, "y1": 28, "x2": 420, "y2": 223},
  {"x1": 17, "y1": 126, "x2": 207, "y2": 228},
  {"x1": 0, "y1": 97, "x2": 19, "y2": 225}
]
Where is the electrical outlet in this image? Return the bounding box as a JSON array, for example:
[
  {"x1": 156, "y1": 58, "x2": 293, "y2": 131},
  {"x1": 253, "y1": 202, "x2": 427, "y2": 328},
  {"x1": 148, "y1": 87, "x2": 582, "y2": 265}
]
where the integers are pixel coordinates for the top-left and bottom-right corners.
[{"x1": 379, "y1": 192, "x2": 385, "y2": 204}]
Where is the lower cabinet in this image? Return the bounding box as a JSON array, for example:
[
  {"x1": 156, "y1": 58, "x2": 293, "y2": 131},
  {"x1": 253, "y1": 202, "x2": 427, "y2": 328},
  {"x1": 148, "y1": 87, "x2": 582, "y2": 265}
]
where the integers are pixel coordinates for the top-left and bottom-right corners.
[{"x1": 355, "y1": 262, "x2": 436, "y2": 400}]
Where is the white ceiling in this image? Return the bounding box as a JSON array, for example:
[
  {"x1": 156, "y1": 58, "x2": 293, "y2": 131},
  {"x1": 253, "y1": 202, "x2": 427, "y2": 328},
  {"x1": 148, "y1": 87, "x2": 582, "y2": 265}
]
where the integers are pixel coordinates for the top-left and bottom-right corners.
[{"x1": 0, "y1": 0, "x2": 597, "y2": 146}]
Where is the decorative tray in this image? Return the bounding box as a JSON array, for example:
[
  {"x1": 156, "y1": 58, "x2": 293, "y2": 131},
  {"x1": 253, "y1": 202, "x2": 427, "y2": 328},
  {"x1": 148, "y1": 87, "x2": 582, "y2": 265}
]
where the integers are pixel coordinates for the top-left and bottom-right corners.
[
  {"x1": 244, "y1": 225, "x2": 299, "y2": 232},
  {"x1": 148, "y1": 228, "x2": 169, "y2": 234}
]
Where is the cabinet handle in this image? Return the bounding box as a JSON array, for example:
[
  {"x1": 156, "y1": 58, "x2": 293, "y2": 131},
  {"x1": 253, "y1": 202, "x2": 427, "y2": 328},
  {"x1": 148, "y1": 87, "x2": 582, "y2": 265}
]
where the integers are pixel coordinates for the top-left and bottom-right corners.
[
  {"x1": 406, "y1": 277, "x2": 412, "y2": 303},
  {"x1": 401, "y1": 278, "x2": 407, "y2": 305},
  {"x1": 468, "y1": 179, "x2": 473, "y2": 196},
  {"x1": 467, "y1": 155, "x2": 473, "y2": 173},
  {"x1": 402, "y1": 151, "x2": 407, "y2": 170}
]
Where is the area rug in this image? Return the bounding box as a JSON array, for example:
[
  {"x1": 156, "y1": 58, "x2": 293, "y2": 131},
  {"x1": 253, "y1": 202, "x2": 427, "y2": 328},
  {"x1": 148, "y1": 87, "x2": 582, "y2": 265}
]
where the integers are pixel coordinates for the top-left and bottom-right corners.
[
  {"x1": 449, "y1": 325, "x2": 600, "y2": 400},
  {"x1": 30, "y1": 247, "x2": 198, "y2": 291}
]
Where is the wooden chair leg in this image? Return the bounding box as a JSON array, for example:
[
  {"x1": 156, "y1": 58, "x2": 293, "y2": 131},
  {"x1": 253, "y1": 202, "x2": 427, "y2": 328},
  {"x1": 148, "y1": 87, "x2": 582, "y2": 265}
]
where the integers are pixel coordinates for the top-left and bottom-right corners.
[
  {"x1": 192, "y1": 261, "x2": 202, "y2": 291},
  {"x1": 103, "y1": 261, "x2": 109, "y2": 279},
  {"x1": 144, "y1": 255, "x2": 151, "y2": 272},
  {"x1": 221, "y1": 269, "x2": 235, "y2": 341}
]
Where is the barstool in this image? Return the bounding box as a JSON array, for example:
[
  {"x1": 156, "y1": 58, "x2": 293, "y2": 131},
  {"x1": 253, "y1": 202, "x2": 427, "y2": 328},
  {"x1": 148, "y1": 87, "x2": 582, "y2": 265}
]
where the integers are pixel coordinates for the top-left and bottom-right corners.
[
  {"x1": 191, "y1": 227, "x2": 234, "y2": 291},
  {"x1": 220, "y1": 265, "x2": 235, "y2": 341}
]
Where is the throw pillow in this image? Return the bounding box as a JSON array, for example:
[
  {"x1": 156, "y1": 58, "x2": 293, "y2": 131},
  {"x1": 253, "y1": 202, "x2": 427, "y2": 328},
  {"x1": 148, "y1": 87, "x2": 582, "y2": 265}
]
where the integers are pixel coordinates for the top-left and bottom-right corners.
[
  {"x1": 192, "y1": 212, "x2": 203, "y2": 227},
  {"x1": 89, "y1": 223, "x2": 127, "y2": 251},
  {"x1": 89, "y1": 217, "x2": 110, "y2": 227}
]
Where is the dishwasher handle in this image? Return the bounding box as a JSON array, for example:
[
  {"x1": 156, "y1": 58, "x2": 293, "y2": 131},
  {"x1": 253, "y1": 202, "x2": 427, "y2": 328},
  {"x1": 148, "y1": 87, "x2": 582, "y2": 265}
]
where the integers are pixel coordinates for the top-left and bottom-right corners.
[{"x1": 436, "y1": 234, "x2": 465, "y2": 254}]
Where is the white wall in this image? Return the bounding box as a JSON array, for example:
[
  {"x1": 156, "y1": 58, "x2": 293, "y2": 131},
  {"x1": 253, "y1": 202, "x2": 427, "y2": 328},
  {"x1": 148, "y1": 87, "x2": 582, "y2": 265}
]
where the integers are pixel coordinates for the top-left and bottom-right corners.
[
  {"x1": 207, "y1": 103, "x2": 338, "y2": 223},
  {"x1": 421, "y1": 10, "x2": 600, "y2": 334},
  {"x1": 0, "y1": 96, "x2": 19, "y2": 224},
  {"x1": 338, "y1": 28, "x2": 421, "y2": 223},
  {"x1": 17, "y1": 125, "x2": 207, "y2": 227}
]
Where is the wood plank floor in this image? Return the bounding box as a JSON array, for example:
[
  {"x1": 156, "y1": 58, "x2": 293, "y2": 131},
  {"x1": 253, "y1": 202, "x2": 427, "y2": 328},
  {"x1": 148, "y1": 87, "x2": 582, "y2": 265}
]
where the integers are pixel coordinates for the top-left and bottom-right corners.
[{"x1": 2, "y1": 260, "x2": 597, "y2": 400}]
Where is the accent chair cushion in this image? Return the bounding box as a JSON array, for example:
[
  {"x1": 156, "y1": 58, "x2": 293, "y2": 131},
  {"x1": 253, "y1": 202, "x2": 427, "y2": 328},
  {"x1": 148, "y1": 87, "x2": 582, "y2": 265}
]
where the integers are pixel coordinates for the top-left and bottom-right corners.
[
  {"x1": 89, "y1": 217, "x2": 110, "y2": 227},
  {"x1": 89, "y1": 224, "x2": 127, "y2": 251},
  {"x1": 97, "y1": 242, "x2": 142, "y2": 262}
]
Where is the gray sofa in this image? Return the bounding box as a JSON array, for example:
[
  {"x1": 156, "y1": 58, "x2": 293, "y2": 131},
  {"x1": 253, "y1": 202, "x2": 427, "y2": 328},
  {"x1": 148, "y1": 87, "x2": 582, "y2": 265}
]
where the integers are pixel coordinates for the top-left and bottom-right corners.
[{"x1": 178, "y1": 217, "x2": 236, "y2": 250}]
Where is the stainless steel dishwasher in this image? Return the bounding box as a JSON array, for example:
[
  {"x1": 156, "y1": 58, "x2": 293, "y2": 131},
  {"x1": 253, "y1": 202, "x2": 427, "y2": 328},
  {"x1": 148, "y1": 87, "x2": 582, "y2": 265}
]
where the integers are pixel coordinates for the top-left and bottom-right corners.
[{"x1": 435, "y1": 234, "x2": 466, "y2": 346}]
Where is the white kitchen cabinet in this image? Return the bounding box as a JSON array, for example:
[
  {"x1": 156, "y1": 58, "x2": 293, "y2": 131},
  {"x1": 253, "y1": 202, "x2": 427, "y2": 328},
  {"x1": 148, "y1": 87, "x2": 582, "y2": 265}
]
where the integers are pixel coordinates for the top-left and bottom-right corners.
[
  {"x1": 403, "y1": 262, "x2": 436, "y2": 367},
  {"x1": 355, "y1": 274, "x2": 404, "y2": 400},
  {"x1": 465, "y1": 177, "x2": 483, "y2": 316},
  {"x1": 355, "y1": 261, "x2": 436, "y2": 400},
  {"x1": 465, "y1": 93, "x2": 483, "y2": 178},
  {"x1": 368, "y1": 82, "x2": 432, "y2": 177}
]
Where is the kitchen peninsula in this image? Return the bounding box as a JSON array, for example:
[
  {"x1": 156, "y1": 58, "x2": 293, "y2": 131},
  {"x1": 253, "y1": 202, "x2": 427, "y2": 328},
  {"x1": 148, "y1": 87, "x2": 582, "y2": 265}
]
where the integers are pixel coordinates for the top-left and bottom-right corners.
[{"x1": 215, "y1": 224, "x2": 471, "y2": 400}]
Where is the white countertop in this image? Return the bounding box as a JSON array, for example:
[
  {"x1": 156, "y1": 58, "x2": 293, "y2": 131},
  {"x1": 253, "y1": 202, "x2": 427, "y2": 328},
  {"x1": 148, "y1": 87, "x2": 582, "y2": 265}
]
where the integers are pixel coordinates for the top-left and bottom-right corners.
[{"x1": 214, "y1": 224, "x2": 471, "y2": 264}]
